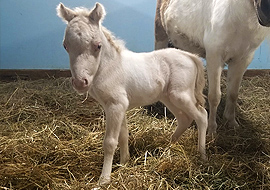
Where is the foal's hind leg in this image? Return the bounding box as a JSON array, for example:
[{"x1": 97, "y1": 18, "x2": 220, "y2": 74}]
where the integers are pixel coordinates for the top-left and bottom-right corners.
[
  {"x1": 171, "y1": 112, "x2": 192, "y2": 143},
  {"x1": 167, "y1": 93, "x2": 208, "y2": 160},
  {"x1": 161, "y1": 98, "x2": 192, "y2": 143}
]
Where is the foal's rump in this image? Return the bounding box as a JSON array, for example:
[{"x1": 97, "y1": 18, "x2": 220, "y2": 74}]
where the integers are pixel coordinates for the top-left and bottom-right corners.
[
  {"x1": 182, "y1": 51, "x2": 204, "y2": 107},
  {"x1": 149, "y1": 48, "x2": 205, "y2": 107},
  {"x1": 180, "y1": 51, "x2": 206, "y2": 107}
]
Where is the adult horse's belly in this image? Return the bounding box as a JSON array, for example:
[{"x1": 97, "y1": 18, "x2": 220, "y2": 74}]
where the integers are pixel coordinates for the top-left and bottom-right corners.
[{"x1": 164, "y1": 0, "x2": 207, "y2": 56}]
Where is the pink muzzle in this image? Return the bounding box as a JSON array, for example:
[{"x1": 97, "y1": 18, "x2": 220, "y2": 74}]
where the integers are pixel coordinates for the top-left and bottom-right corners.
[{"x1": 72, "y1": 77, "x2": 89, "y2": 93}]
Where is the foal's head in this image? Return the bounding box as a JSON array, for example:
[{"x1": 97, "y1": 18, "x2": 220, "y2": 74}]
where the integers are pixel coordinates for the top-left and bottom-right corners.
[{"x1": 57, "y1": 3, "x2": 106, "y2": 94}]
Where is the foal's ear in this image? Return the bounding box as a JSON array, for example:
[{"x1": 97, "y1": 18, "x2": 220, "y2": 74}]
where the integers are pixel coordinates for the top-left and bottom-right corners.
[
  {"x1": 89, "y1": 3, "x2": 106, "y2": 24},
  {"x1": 57, "y1": 3, "x2": 76, "y2": 23}
]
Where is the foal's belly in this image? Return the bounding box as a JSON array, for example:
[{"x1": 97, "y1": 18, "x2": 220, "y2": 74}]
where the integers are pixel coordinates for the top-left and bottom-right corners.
[{"x1": 127, "y1": 80, "x2": 165, "y2": 109}]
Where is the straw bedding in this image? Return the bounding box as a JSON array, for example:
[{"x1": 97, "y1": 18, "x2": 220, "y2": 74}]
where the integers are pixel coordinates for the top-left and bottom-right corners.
[{"x1": 0, "y1": 74, "x2": 269, "y2": 189}]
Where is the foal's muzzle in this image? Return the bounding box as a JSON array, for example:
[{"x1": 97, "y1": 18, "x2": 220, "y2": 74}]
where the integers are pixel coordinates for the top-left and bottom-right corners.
[{"x1": 71, "y1": 77, "x2": 89, "y2": 94}]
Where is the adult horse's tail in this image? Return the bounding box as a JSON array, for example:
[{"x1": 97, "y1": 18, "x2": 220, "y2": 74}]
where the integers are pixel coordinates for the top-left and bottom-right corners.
[{"x1": 184, "y1": 52, "x2": 206, "y2": 107}]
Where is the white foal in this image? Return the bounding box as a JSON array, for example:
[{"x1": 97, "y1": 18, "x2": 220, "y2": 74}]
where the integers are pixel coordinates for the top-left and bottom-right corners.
[{"x1": 57, "y1": 2, "x2": 208, "y2": 186}]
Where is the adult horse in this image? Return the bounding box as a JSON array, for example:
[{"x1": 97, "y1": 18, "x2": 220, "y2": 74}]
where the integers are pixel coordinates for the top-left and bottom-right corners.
[{"x1": 155, "y1": 0, "x2": 270, "y2": 134}]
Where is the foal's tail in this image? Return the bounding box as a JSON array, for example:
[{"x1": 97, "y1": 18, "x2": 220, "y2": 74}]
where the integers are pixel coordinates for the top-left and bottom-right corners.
[{"x1": 185, "y1": 52, "x2": 206, "y2": 107}]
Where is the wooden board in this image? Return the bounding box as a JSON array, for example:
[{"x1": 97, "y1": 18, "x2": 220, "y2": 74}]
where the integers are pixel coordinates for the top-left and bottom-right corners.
[{"x1": 0, "y1": 69, "x2": 269, "y2": 81}]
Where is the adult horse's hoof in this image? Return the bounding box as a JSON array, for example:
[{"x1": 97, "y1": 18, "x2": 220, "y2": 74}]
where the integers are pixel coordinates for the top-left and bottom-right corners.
[
  {"x1": 98, "y1": 175, "x2": 111, "y2": 186},
  {"x1": 171, "y1": 134, "x2": 180, "y2": 144},
  {"x1": 228, "y1": 119, "x2": 239, "y2": 128},
  {"x1": 201, "y1": 153, "x2": 208, "y2": 162}
]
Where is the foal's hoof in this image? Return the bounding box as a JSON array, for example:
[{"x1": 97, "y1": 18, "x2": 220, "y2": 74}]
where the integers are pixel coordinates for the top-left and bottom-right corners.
[
  {"x1": 120, "y1": 153, "x2": 130, "y2": 165},
  {"x1": 98, "y1": 175, "x2": 111, "y2": 186}
]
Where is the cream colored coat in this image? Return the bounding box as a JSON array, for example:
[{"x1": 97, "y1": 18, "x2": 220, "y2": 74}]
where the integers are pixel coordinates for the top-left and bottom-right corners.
[{"x1": 57, "y1": 3, "x2": 207, "y2": 186}]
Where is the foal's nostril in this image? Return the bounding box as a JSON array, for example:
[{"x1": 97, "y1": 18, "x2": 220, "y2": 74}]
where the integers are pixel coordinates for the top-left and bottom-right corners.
[
  {"x1": 83, "y1": 78, "x2": 88, "y2": 86},
  {"x1": 72, "y1": 78, "x2": 88, "y2": 89}
]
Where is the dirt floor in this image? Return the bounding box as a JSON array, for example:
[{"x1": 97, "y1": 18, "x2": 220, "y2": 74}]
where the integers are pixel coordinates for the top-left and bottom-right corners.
[{"x1": 0, "y1": 74, "x2": 269, "y2": 189}]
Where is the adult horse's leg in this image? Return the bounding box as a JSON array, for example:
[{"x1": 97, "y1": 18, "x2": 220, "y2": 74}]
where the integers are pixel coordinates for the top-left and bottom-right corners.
[
  {"x1": 118, "y1": 115, "x2": 130, "y2": 165},
  {"x1": 224, "y1": 53, "x2": 254, "y2": 127},
  {"x1": 155, "y1": 0, "x2": 168, "y2": 50},
  {"x1": 206, "y1": 53, "x2": 224, "y2": 135},
  {"x1": 155, "y1": 30, "x2": 169, "y2": 50},
  {"x1": 99, "y1": 102, "x2": 128, "y2": 186}
]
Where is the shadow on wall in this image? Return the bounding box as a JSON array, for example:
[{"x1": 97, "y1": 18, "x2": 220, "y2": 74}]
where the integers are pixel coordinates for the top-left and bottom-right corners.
[{"x1": 0, "y1": 0, "x2": 155, "y2": 69}]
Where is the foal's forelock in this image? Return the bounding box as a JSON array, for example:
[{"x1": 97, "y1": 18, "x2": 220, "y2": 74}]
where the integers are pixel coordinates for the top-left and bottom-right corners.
[
  {"x1": 71, "y1": 9, "x2": 124, "y2": 53},
  {"x1": 67, "y1": 18, "x2": 124, "y2": 54}
]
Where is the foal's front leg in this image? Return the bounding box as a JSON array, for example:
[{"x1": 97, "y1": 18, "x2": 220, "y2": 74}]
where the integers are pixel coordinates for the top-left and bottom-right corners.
[
  {"x1": 119, "y1": 115, "x2": 130, "y2": 165},
  {"x1": 99, "y1": 102, "x2": 127, "y2": 186}
]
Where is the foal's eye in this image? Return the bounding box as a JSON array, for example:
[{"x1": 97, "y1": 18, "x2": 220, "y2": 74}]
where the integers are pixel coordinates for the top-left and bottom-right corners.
[{"x1": 93, "y1": 42, "x2": 102, "y2": 52}]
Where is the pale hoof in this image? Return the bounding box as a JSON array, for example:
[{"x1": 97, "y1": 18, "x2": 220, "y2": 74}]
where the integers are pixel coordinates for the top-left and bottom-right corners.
[
  {"x1": 120, "y1": 153, "x2": 130, "y2": 165},
  {"x1": 207, "y1": 122, "x2": 217, "y2": 137},
  {"x1": 98, "y1": 175, "x2": 111, "y2": 186}
]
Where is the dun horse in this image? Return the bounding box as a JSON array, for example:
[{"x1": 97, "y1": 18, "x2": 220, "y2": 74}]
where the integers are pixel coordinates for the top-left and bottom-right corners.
[
  {"x1": 155, "y1": 0, "x2": 270, "y2": 134},
  {"x1": 57, "y1": 3, "x2": 207, "y2": 186}
]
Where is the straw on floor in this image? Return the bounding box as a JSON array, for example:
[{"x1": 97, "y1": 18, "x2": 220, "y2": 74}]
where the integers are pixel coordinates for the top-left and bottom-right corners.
[{"x1": 0, "y1": 74, "x2": 269, "y2": 189}]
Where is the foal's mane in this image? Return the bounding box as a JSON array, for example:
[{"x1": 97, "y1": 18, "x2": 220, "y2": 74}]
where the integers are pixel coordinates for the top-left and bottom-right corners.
[{"x1": 101, "y1": 27, "x2": 126, "y2": 53}]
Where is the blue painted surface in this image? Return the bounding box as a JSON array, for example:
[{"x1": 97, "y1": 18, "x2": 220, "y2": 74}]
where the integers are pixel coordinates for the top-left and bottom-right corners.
[{"x1": 0, "y1": 0, "x2": 269, "y2": 69}]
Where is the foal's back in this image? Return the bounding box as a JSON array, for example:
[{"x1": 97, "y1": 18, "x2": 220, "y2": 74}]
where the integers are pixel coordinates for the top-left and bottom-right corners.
[{"x1": 120, "y1": 48, "x2": 201, "y2": 109}]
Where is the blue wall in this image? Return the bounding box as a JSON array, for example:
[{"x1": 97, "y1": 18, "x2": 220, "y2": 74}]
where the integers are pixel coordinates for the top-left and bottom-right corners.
[{"x1": 0, "y1": 0, "x2": 269, "y2": 69}]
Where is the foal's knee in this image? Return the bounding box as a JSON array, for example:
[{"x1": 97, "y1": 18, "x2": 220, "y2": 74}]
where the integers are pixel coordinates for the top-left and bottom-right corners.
[{"x1": 103, "y1": 137, "x2": 118, "y2": 154}]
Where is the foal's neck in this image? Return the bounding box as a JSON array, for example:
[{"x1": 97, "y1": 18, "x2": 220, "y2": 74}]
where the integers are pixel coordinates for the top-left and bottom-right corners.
[{"x1": 100, "y1": 32, "x2": 122, "y2": 65}]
